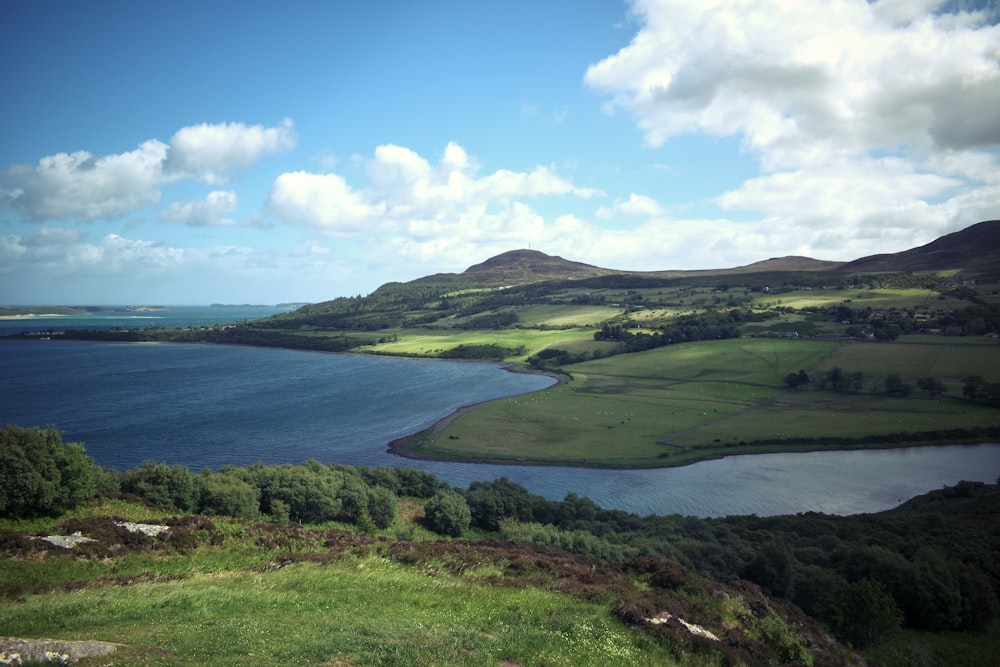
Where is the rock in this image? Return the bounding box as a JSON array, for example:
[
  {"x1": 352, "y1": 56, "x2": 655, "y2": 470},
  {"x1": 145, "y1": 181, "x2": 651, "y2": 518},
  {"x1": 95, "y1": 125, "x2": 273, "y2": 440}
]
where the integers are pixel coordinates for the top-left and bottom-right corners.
[
  {"x1": 32, "y1": 532, "x2": 95, "y2": 549},
  {"x1": 0, "y1": 637, "x2": 119, "y2": 665}
]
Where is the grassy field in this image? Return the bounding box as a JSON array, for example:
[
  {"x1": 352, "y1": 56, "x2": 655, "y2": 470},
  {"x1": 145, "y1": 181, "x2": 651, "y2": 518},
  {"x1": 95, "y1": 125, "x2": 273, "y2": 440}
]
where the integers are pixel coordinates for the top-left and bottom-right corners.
[
  {"x1": 407, "y1": 337, "x2": 1000, "y2": 467},
  {"x1": 1, "y1": 556, "x2": 657, "y2": 666},
  {"x1": 358, "y1": 327, "x2": 595, "y2": 359},
  {"x1": 0, "y1": 498, "x2": 815, "y2": 667},
  {"x1": 513, "y1": 304, "x2": 619, "y2": 328},
  {"x1": 817, "y1": 340, "x2": 1000, "y2": 385}
]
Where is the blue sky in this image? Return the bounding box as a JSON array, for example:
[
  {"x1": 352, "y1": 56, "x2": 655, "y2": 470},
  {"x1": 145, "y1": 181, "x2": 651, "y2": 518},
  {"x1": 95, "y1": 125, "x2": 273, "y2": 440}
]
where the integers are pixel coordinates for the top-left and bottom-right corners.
[{"x1": 2, "y1": 0, "x2": 998, "y2": 305}]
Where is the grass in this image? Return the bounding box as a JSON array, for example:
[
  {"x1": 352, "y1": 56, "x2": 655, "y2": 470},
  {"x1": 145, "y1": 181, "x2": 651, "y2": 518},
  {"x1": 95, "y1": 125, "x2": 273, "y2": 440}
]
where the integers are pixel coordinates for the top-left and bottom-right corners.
[
  {"x1": 358, "y1": 327, "x2": 595, "y2": 360},
  {"x1": 1, "y1": 556, "x2": 658, "y2": 666},
  {"x1": 407, "y1": 337, "x2": 1000, "y2": 467},
  {"x1": 512, "y1": 304, "x2": 619, "y2": 328},
  {"x1": 818, "y1": 340, "x2": 1000, "y2": 385},
  {"x1": 4, "y1": 498, "x2": 810, "y2": 667}
]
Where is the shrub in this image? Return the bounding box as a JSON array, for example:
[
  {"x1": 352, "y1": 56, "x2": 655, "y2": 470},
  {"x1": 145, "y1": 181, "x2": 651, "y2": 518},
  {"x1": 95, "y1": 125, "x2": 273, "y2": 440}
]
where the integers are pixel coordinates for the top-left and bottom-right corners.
[
  {"x1": 424, "y1": 489, "x2": 471, "y2": 537},
  {"x1": 0, "y1": 424, "x2": 95, "y2": 518},
  {"x1": 122, "y1": 461, "x2": 199, "y2": 511},
  {"x1": 367, "y1": 486, "x2": 397, "y2": 529},
  {"x1": 198, "y1": 472, "x2": 260, "y2": 519}
]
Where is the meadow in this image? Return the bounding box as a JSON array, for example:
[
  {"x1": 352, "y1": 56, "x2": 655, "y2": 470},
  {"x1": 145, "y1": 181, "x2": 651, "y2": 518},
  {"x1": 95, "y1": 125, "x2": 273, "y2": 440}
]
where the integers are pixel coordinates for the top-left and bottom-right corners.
[{"x1": 406, "y1": 337, "x2": 1000, "y2": 467}]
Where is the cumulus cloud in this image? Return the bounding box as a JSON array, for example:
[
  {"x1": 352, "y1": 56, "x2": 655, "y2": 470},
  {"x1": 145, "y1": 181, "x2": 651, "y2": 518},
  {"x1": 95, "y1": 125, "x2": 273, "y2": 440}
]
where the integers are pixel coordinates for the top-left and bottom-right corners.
[
  {"x1": 0, "y1": 120, "x2": 295, "y2": 223},
  {"x1": 0, "y1": 141, "x2": 168, "y2": 221},
  {"x1": 0, "y1": 230, "x2": 183, "y2": 279},
  {"x1": 267, "y1": 141, "x2": 601, "y2": 240},
  {"x1": 159, "y1": 190, "x2": 239, "y2": 227},
  {"x1": 584, "y1": 0, "x2": 1000, "y2": 250},
  {"x1": 596, "y1": 193, "x2": 666, "y2": 219},
  {"x1": 167, "y1": 118, "x2": 296, "y2": 183},
  {"x1": 267, "y1": 172, "x2": 387, "y2": 236},
  {"x1": 586, "y1": 0, "x2": 1000, "y2": 157}
]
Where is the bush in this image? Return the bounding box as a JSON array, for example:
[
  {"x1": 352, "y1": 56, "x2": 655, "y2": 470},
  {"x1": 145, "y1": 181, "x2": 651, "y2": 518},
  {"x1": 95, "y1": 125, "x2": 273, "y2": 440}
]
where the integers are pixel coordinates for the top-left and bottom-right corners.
[
  {"x1": 368, "y1": 486, "x2": 397, "y2": 529},
  {"x1": 424, "y1": 489, "x2": 471, "y2": 537},
  {"x1": 0, "y1": 424, "x2": 96, "y2": 518},
  {"x1": 122, "y1": 461, "x2": 199, "y2": 511},
  {"x1": 818, "y1": 579, "x2": 902, "y2": 648},
  {"x1": 198, "y1": 472, "x2": 260, "y2": 519}
]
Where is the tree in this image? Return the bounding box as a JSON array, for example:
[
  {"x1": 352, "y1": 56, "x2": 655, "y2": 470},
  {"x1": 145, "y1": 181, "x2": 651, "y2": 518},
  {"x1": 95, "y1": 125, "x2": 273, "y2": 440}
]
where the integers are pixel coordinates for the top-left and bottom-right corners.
[
  {"x1": 367, "y1": 486, "x2": 397, "y2": 529},
  {"x1": 0, "y1": 425, "x2": 96, "y2": 518},
  {"x1": 423, "y1": 489, "x2": 471, "y2": 537},
  {"x1": 742, "y1": 540, "x2": 795, "y2": 599},
  {"x1": 916, "y1": 376, "x2": 947, "y2": 398},
  {"x1": 198, "y1": 471, "x2": 259, "y2": 519},
  {"x1": 883, "y1": 374, "x2": 913, "y2": 397},
  {"x1": 819, "y1": 579, "x2": 902, "y2": 648},
  {"x1": 122, "y1": 461, "x2": 199, "y2": 511},
  {"x1": 962, "y1": 375, "x2": 985, "y2": 400}
]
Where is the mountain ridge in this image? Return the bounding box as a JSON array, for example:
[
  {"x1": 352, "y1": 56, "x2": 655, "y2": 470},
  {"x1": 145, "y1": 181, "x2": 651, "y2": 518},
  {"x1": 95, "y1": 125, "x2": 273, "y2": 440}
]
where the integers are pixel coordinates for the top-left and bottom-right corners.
[{"x1": 416, "y1": 219, "x2": 1000, "y2": 288}]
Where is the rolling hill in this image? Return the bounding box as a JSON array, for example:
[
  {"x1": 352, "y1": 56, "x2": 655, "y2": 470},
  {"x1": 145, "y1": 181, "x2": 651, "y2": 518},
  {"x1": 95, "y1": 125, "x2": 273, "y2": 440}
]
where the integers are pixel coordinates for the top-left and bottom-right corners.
[{"x1": 408, "y1": 219, "x2": 1000, "y2": 291}]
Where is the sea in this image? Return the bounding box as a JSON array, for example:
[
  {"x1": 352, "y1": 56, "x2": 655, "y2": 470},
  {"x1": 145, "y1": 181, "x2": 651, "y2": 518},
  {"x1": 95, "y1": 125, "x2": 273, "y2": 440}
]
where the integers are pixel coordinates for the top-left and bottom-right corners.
[
  {"x1": 0, "y1": 304, "x2": 294, "y2": 335},
  {"x1": 2, "y1": 306, "x2": 999, "y2": 517}
]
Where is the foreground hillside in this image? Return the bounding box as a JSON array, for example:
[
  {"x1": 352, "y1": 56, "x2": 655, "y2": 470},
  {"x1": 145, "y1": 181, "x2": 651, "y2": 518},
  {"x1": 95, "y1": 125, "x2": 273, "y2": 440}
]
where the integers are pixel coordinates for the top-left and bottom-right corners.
[
  {"x1": 3, "y1": 426, "x2": 999, "y2": 666},
  {"x1": 0, "y1": 499, "x2": 849, "y2": 666}
]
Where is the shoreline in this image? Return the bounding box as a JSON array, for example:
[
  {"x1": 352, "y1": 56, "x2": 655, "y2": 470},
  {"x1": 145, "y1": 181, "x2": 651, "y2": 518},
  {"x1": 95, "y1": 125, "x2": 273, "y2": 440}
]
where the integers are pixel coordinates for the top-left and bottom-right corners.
[{"x1": 386, "y1": 365, "x2": 566, "y2": 460}]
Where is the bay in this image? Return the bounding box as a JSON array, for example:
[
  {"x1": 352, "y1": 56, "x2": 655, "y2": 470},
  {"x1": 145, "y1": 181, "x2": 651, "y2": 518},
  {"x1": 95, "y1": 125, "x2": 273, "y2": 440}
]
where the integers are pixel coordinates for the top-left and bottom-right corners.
[
  {"x1": 1, "y1": 340, "x2": 997, "y2": 517},
  {"x1": 0, "y1": 305, "x2": 294, "y2": 334}
]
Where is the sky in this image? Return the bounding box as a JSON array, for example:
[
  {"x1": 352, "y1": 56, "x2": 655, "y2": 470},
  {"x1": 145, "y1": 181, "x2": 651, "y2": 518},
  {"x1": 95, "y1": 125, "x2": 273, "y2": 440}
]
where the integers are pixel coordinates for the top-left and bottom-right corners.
[{"x1": 1, "y1": 0, "x2": 999, "y2": 305}]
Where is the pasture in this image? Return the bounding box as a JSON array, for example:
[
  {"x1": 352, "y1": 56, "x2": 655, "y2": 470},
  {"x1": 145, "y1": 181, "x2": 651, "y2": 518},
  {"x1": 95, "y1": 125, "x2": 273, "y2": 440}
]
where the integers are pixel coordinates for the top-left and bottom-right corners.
[
  {"x1": 418, "y1": 337, "x2": 1000, "y2": 467},
  {"x1": 513, "y1": 304, "x2": 619, "y2": 328},
  {"x1": 357, "y1": 327, "x2": 594, "y2": 359},
  {"x1": 817, "y1": 340, "x2": 1000, "y2": 385}
]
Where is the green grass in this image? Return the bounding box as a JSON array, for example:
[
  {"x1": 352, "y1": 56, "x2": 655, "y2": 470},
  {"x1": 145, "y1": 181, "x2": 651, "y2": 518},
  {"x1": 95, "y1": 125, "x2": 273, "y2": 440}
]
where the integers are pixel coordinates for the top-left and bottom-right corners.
[
  {"x1": 513, "y1": 304, "x2": 619, "y2": 328},
  {"x1": 671, "y1": 391, "x2": 1000, "y2": 447},
  {"x1": 0, "y1": 556, "x2": 661, "y2": 666},
  {"x1": 358, "y1": 327, "x2": 596, "y2": 360},
  {"x1": 818, "y1": 340, "x2": 1000, "y2": 385},
  {"x1": 571, "y1": 339, "x2": 837, "y2": 385},
  {"x1": 408, "y1": 337, "x2": 1000, "y2": 467}
]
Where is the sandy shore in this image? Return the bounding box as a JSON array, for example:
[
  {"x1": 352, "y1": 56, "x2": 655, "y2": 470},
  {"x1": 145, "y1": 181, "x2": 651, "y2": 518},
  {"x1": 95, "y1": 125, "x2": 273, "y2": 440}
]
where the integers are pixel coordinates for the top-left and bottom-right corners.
[{"x1": 0, "y1": 313, "x2": 69, "y2": 320}]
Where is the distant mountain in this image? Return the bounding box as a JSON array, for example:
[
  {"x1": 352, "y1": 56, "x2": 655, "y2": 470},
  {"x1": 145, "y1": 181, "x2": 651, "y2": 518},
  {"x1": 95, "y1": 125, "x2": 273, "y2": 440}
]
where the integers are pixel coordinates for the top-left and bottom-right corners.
[
  {"x1": 411, "y1": 249, "x2": 618, "y2": 287},
  {"x1": 840, "y1": 220, "x2": 1000, "y2": 276},
  {"x1": 443, "y1": 220, "x2": 999, "y2": 285},
  {"x1": 462, "y1": 249, "x2": 618, "y2": 283},
  {"x1": 727, "y1": 256, "x2": 844, "y2": 273}
]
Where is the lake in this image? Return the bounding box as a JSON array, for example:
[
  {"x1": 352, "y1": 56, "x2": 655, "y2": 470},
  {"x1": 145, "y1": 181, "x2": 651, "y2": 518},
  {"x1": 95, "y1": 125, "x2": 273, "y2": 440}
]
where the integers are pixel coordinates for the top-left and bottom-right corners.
[{"x1": 2, "y1": 339, "x2": 997, "y2": 517}]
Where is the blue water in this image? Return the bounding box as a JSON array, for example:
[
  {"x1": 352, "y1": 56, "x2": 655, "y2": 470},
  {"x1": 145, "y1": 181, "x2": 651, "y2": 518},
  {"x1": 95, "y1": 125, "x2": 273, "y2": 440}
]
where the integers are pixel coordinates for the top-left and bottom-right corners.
[
  {"x1": 2, "y1": 340, "x2": 998, "y2": 517},
  {"x1": 0, "y1": 305, "x2": 294, "y2": 334}
]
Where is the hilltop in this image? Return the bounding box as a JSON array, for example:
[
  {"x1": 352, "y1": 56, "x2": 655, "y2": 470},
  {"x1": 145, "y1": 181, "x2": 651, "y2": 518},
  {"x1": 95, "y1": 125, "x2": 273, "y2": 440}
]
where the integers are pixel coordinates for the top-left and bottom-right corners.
[{"x1": 412, "y1": 219, "x2": 1000, "y2": 289}]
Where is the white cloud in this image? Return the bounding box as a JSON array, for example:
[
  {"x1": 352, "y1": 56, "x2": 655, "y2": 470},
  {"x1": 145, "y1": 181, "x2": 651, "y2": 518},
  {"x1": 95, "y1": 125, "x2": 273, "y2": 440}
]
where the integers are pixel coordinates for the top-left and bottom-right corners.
[
  {"x1": 0, "y1": 141, "x2": 168, "y2": 221},
  {"x1": 586, "y1": 0, "x2": 1000, "y2": 157},
  {"x1": 268, "y1": 141, "x2": 601, "y2": 242},
  {"x1": 267, "y1": 171, "x2": 386, "y2": 236},
  {"x1": 159, "y1": 190, "x2": 239, "y2": 227},
  {"x1": 584, "y1": 0, "x2": 1000, "y2": 256},
  {"x1": 0, "y1": 120, "x2": 295, "y2": 223},
  {"x1": 596, "y1": 193, "x2": 666, "y2": 219},
  {"x1": 167, "y1": 118, "x2": 296, "y2": 183}
]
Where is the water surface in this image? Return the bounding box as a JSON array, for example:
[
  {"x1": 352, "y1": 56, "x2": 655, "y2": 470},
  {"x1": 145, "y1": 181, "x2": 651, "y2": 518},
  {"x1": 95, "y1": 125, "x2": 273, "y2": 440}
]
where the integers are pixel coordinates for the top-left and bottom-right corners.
[{"x1": 2, "y1": 340, "x2": 997, "y2": 517}]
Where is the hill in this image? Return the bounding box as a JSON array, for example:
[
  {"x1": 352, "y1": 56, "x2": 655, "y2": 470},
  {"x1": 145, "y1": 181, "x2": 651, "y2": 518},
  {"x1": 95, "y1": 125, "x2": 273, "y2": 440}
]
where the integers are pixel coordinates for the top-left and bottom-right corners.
[
  {"x1": 412, "y1": 219, "x2": 1000, "y2": 288},
  {"x1": 458, "y1": 248, "x2": 618, "y2": 283},
  {"x1": 840, "y1": 219, "x2": 1000, "y2": 276}
]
